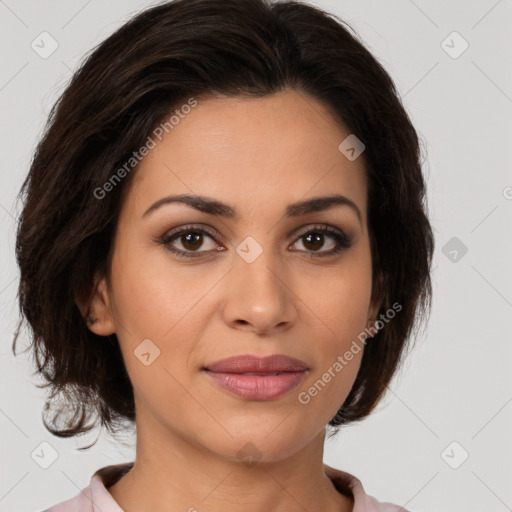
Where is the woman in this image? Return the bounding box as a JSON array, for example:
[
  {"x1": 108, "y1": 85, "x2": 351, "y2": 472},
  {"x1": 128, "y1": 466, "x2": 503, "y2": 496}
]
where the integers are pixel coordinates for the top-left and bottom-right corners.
[{"x1": 13, "y1": 0, "x2": 434, "y2": 510}]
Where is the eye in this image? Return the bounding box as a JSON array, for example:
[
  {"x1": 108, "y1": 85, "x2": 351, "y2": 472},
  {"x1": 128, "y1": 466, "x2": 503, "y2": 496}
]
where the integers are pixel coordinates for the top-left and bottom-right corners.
[
  {"x1": 160, "y1": 225, "x2": 223, "y2": 259},
  {"x1": 158, "y1": 223, "x2": 352, "y2": 260},
  {"x1": 290, "y1": 225, "x2": 352, "y2": 257}
]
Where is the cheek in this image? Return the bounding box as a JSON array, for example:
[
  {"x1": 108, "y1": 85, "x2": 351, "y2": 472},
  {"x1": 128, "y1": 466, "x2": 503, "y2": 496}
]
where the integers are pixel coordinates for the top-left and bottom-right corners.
[
  {"x1": 107, "y1": 238, "x2": 215, "y2": 389},
  {"x1": 301, "y1": 254, "x2": 373, "y2": 339},
  {"x1": 108, "y1": 236, "x2": 208, "y2": 338},
  {"x1": 296, "y1": 251, "x2": 372, "y2": 409}
]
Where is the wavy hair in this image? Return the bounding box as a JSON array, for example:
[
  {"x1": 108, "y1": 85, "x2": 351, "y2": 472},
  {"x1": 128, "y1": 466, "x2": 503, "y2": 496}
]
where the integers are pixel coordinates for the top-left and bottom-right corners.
[{"x1": 13, "y1": 0, "x2": 434, "y2": 445}]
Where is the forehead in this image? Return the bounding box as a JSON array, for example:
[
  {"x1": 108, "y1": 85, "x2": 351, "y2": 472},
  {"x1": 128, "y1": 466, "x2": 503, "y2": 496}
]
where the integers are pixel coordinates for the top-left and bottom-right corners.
[{"x1": 125, "y1": 89, "x2": 368, "y2": 221}]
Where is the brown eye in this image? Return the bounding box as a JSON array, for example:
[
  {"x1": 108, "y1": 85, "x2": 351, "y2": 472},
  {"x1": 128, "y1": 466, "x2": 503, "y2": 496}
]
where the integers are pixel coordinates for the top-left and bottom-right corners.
[
  {"x1": 290, "y1": 225, "x2": 352, "y2": 257},
  {"x1": 301, "y1": 233, "x2": 330, "y2": 252},
  {"x1": 160, "y1": 226, "x2": 221, "y2": 258},
  {"x1": 159, "y1": 224, "x2": 351, "y2": 260},
  {"x1": 180, "y1": 232, "x2": 205, "y2": 251}
]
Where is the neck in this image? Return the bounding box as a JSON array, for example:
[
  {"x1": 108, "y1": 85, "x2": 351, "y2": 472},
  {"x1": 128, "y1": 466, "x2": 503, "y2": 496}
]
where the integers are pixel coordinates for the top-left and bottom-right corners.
[{"x1": 108, "y1": 414, "x2": 353, "y2": 512}]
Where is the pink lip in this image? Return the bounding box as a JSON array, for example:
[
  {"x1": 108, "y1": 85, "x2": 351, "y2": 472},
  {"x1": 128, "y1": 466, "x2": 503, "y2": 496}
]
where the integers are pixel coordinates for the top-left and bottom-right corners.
[
  {"x1": 205, "y1": 354, "x2": 309, "y2": 373},
  {"x1": 203, "y1": 354, "x2": 309, "y2": 400}
]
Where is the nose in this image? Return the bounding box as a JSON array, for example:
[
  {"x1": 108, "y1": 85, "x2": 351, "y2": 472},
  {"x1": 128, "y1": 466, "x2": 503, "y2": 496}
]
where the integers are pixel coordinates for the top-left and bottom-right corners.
[{"x1": 221, "y1": 248, "x2": 298, "y2": 336}]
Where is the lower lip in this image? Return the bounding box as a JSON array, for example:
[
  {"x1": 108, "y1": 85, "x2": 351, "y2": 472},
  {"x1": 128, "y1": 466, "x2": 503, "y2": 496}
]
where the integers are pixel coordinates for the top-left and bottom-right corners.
[{"x1": 204, "y1": 370, "x2": 307, "y2": 400}]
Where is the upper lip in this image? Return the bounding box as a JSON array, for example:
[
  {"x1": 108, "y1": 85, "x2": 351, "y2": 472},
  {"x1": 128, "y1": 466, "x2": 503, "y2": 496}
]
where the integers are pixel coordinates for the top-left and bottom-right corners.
[{"x1": 204, "y1": 354, "x2": 309, "y2": 373}]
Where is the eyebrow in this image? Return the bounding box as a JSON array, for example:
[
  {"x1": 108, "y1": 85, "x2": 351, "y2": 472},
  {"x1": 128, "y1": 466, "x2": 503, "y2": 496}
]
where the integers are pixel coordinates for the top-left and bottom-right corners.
[{"x1": 142, "y1": 193, "x2": 362, "y2": 224}]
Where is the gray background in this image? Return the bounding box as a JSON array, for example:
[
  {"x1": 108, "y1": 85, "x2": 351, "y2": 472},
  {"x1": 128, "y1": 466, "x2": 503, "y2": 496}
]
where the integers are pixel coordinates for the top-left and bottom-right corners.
[{"x1": 1, "y1": 1, "x2": 511, "y2": 511}]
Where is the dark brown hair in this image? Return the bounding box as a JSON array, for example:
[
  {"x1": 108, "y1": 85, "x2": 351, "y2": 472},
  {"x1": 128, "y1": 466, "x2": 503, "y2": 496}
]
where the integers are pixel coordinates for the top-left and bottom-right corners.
[{"x1": 13, "y1": 0, "x2": 434, "y2": 445}]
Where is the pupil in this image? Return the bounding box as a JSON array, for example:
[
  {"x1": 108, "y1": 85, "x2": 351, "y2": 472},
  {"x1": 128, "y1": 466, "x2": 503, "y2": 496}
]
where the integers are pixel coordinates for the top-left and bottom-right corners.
[
  {"x1": 305, "y1": 233, "x2": 323, "y2": 251},
  {"x1": 179, "y1": 232, "x2": 326, "y2": 252},
  {"x1": 183, "y1": 232, "x2": 202, "y2": 250}
]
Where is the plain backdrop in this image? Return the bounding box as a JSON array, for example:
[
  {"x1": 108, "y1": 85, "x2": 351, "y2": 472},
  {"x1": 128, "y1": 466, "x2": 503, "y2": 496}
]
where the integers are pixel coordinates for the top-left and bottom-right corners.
[{"x1": 1, "y1": 1, "x2": 511, "y2": 511}]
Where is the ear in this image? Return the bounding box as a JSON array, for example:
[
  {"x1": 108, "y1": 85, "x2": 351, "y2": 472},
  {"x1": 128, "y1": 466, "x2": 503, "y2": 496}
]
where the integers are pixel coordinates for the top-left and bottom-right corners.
[
  {"x1": 367, "y1": 271, "x2": 385, "y2": 323},
  {"x1": 76, "y1": 273, "x2": 116, "y2": 336}
]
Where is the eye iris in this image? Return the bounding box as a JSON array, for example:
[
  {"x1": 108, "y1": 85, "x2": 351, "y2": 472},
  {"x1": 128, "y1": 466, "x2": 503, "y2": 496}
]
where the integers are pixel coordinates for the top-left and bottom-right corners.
[
  {"x1": 182, "y1": 232, "x2": 203, "y2": 250},
  {"x1": 304, "y1": 233, "x2": 323, "y2": 251}
]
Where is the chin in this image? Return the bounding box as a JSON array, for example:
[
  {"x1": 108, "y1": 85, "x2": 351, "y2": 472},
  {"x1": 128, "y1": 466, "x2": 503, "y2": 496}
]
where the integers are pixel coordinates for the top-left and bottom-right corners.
[{"x1": 198, "y1": 420, "x2": 320, "y2": 466}]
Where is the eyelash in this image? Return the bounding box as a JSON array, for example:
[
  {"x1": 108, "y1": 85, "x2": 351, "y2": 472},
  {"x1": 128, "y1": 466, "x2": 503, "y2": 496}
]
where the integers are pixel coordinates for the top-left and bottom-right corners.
[{"x1": 158, "y1": 224, "x2": 352, "y2": 259}]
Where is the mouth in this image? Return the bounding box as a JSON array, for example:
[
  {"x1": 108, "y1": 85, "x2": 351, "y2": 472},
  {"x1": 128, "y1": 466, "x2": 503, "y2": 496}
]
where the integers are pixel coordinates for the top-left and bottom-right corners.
[
  {"x1": 202, "y1": 354, "x2": 309, "y2": 400},
  {"x1": 204, "y1": 354, "x2": 309, "y2": 373}
]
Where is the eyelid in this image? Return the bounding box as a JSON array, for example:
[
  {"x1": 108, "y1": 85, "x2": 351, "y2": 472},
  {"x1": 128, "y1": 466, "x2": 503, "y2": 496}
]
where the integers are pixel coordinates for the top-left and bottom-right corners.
[
  {"x1": 160, "y1": 223, "x2": 349, "y2": 246},
  {"x1": 161, "y1": 223, "x2": 224, "y2": 245},
  {"x1": 158, "y1": 222, "x2": 352, "y2": 261},
  {"x1": 291, "y1": 223, "x2": 347, "y2": 240}
]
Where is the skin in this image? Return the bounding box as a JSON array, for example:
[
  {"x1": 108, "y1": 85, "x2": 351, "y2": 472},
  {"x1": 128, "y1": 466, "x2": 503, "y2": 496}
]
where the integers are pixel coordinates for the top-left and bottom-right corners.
[{"x1": 84, "y1": 89, "x2": 381, "y2": 512}]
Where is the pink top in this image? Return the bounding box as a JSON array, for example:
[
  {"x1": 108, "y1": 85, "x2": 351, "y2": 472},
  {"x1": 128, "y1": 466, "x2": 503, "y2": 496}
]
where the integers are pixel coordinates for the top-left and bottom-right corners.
[{"x1": 42, "y1": 462, "x2": 409, "y2": 512}]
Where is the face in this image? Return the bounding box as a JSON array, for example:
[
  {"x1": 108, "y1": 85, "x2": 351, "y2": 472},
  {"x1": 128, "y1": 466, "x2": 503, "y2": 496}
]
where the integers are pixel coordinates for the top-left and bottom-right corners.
[{"x1": 88, "y1": 89, "x2": 380, "y2": 463}]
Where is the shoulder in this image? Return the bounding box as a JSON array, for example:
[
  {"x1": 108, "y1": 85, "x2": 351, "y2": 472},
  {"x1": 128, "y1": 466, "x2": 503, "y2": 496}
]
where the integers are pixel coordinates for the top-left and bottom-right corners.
[
  {"x1": 42, "y1": 483, "x2": 93, "y2": 512},
  {"x1": 323, "y1": 463, "x2": 410, "y2": 512},
  {"x1": 43, "y1": 463, "x2": 133, "y2": 512}
]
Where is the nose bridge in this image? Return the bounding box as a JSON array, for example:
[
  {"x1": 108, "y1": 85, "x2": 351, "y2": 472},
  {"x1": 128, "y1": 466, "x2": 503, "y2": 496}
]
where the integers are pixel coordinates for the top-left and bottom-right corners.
[
  {"x1": 235, "y1": 239, "x2": 286, "y2": 306},
  {"x1": 222, "y1": 237, "x2": 297, "y2": 332}
]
